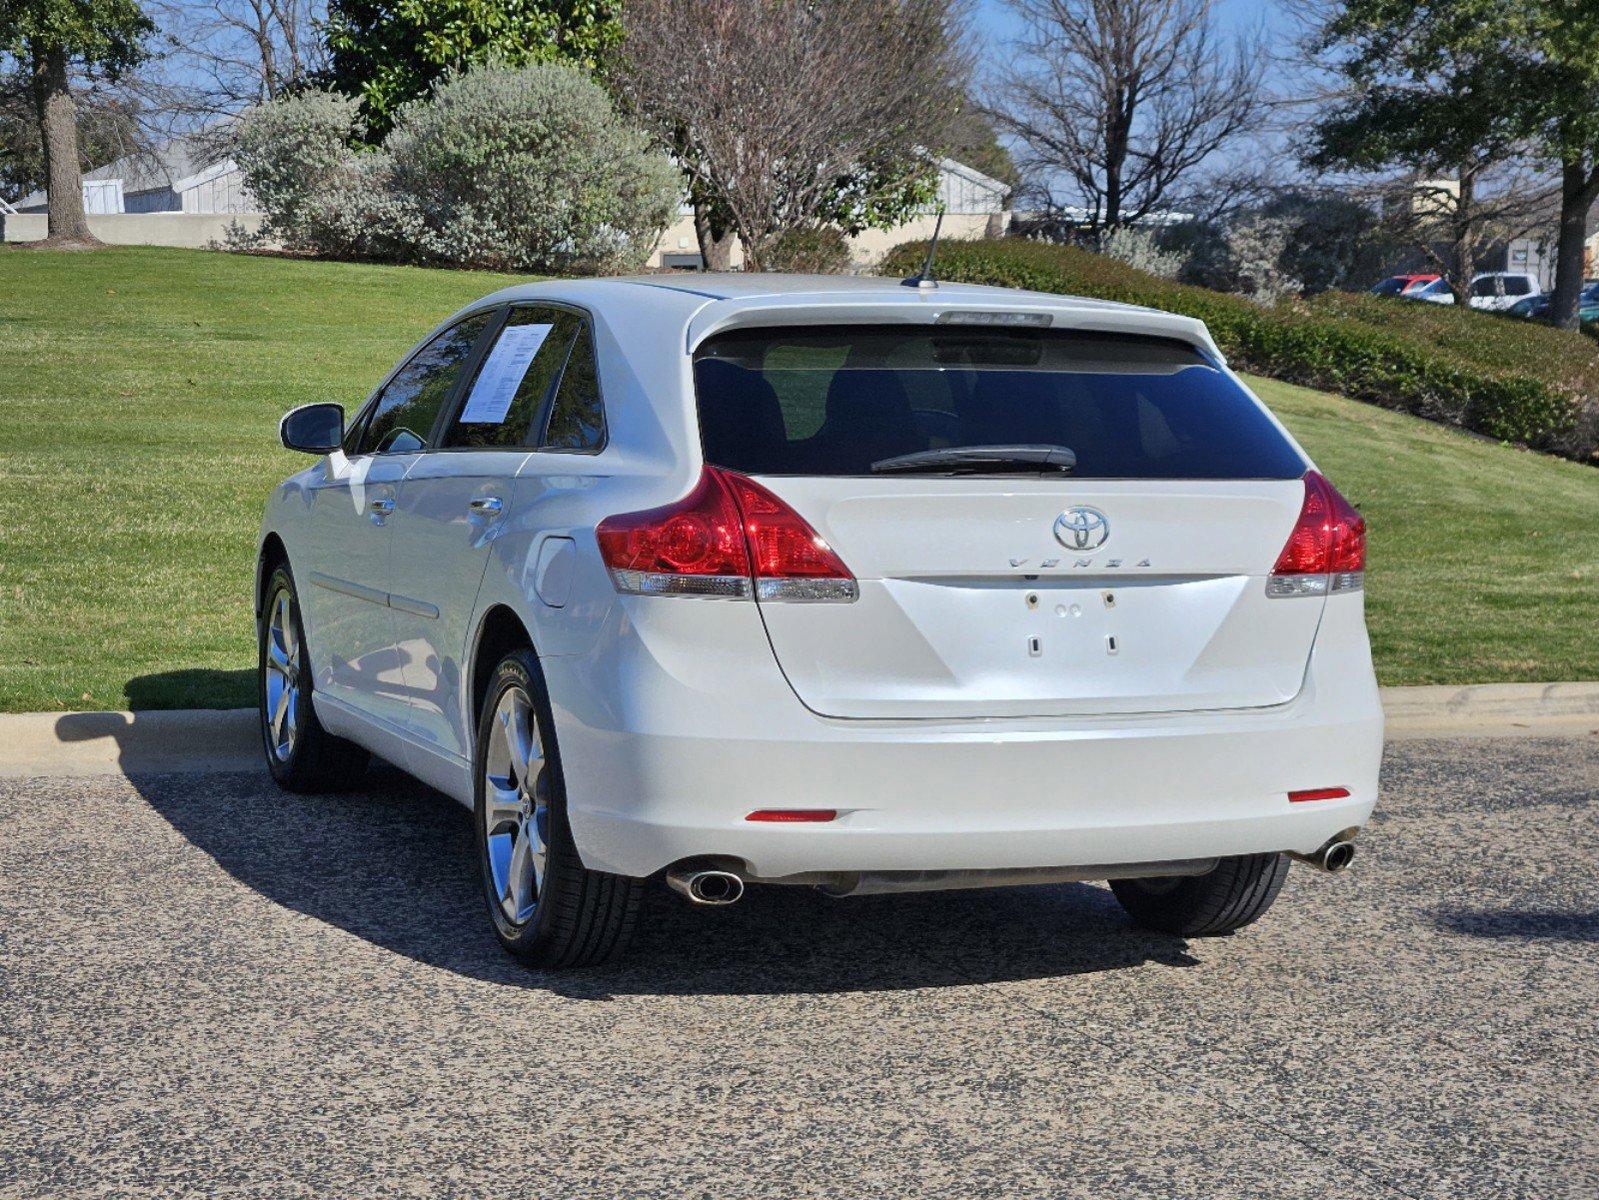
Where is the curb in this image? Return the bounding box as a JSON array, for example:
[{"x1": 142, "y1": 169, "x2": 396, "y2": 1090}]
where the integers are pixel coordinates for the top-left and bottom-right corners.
[
  {"x1": 0, "y1": 709, "x2": 261, "y2": 779},
  {"x1": 0, "y1": 683, "x2": 1594, "y2": 779},
  {"x1": 1380, "y1": 682, "x2": 1599, "y2": 741}
]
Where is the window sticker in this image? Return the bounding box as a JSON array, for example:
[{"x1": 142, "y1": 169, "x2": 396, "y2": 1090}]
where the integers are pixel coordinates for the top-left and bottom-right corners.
[{"x1": 459, "y1": 323, "x2": 554, "y2": 424}]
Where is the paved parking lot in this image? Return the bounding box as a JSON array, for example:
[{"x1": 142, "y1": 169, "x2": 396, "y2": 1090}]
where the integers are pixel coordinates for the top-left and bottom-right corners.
[{"x1": 2, "y1": 735, "x2": 1595, "y2": 1198}]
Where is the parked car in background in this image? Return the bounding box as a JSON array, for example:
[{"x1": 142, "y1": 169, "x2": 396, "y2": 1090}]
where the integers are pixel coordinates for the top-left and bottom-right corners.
[
  {"x1": 1408, "y1": 278, "x2": 1455, "y2": 304},
  {"x1": 1407, "y1": 273, "x2": 1540, "y2": 309},
  {"x1": 1507, "y1": 281, "x2": 1599, "y2": 323},
  {"x1": 255, "y1": 275, "x2": 1382, "y2": 967},
  {"x1": 1466, "y1": 272, "x2": 1541, "y2": 311},
  {"x1": 1370, "y1": 273, "x2": 1440, "y2": 297}
]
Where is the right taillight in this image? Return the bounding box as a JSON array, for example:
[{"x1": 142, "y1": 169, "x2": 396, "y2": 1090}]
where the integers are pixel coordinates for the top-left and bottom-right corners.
[
  {"x1": 596, "y1": 466, "x2": 858, "y2": 602},
  {"x1": 1267, "y1": 470, "x2": 1366, "y2": 598}
]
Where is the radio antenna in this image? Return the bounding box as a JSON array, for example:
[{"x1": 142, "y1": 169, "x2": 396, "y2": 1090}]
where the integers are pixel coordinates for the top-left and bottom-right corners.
[{"x1": 902, "y1": 204, "x2": 945, "y2": 290}]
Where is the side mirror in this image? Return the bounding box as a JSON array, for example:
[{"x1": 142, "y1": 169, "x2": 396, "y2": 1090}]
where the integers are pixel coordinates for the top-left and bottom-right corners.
[{"x1": 280, "y1": 403, "x2": 344, "y2": 454}]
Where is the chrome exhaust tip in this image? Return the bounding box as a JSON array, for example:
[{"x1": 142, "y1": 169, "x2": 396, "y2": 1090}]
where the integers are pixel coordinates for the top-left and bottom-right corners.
[
  {"x1": 1322, "y1": 841, "x2": 1355, "y2": 872},
  {"x1": 1290, "y1": 838, "x2": 1356, "y2": 873},
  {"x1": 666, "y1": 868, "x2": 745, "y2": 906}
]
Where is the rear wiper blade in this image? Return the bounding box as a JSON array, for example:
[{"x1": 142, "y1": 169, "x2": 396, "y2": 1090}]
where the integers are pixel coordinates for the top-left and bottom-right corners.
[{"x1": 870, "y1": 444, "x2": 1077, "y2": 475}]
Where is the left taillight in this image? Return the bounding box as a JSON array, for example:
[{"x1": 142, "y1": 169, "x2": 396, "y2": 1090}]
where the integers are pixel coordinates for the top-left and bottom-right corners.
[
  {"x1": 1267, "y1": 470, "x2": 1366, "y2": 598},
  {"x1": 596, "y1": 466, "x2": 857, "y2": 602}
]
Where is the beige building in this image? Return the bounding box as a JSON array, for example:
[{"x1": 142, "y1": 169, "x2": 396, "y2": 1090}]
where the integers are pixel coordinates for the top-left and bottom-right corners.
[{"x1": 649, "y1": 157, "x2": 1011, "y2": 270}]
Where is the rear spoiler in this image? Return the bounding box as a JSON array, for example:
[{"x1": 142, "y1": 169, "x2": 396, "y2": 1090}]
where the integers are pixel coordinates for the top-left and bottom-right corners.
[{"x1": 683, "y1": 294, "x2": 1225, "y2": 365}]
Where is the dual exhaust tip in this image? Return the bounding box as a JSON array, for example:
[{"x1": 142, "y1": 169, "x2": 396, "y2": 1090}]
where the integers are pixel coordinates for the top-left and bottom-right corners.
[
  {"x1": 666, "y1": 867, "x2": 745, "y2": 906},
  {"x1": 668, "y1": 839, "x2": 1355, "y2": 905}
]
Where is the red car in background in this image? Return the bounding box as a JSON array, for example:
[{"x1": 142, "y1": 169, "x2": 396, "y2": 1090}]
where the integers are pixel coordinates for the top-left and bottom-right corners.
[{"x1": 1370, "y1": 273, "x2": 1441, "y2": 297}]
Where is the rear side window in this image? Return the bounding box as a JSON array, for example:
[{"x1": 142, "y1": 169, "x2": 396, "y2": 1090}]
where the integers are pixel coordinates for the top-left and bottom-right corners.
[
  {"x1": 443, "y1": 306, "x2": 581, "y2": 450},
  {"x1": 540, "y1": 321, "x2": 606, "y2": 452},
  {"x1": 355, "y1": 313, "x2": 492, "y2": 455},
  {"x1": 693, "y1": 325, "x2": 1307, "y2": 479}
]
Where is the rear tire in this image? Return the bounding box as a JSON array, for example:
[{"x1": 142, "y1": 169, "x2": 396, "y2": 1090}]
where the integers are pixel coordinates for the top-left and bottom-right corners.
[
  {"x1": 258, "y1": 563, "x2": 370, "y2": 792},
  {"x1": 1110, "y1": 853, "x2": 1290, "y2": 936},
  {"x1": 474, "y1": 648, "x2": 641, "y2": 968}
]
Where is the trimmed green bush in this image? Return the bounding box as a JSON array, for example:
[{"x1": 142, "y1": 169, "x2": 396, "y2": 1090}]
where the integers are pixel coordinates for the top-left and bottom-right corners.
[
  {"x1": 761, "y1": 226, "x2": 853, "y2": 274},
  {"x1": 879, "y1": 239, "x2": 1599, "y2": 464}
]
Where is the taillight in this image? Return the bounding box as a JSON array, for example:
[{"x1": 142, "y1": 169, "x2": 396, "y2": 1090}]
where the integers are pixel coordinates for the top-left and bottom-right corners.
[
  {"x1": 1267, "y1": 470, "x2": 1366, "y2": 598},
  {"x1": 597, "y1": 467, "x2": 857, "y2": 602},
  {"x1": 720, "y1": 472, "x2": 857, "y2": 602},
  {"x1": 595, "y1": 468, "x2": 751, "y2": 597}
]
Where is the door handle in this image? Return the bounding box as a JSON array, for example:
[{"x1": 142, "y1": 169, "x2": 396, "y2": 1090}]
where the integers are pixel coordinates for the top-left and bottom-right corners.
[
  {"x1": 468, "y1": 496, "x2": 503, "y2": 516},
  {"x1": 369, "y1": 497, "x2": 395, "y2": 516}
]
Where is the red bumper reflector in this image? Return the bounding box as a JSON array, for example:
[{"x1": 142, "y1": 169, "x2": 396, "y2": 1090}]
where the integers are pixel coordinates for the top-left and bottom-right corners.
[
  {"x1": 745, "y1": 809, "x2": 838, "y2": 823},
  {"x1": 1288, "y1": 787, "x2": 1350, "y2": 804}
]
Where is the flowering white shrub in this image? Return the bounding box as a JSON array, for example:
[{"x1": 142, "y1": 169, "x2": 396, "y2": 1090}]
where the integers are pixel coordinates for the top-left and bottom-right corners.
[
  {"x1": 228, "y1": 91, "x2": 391, "y2": 258},
  {"x1": 231, "y1": 65, "x2": 677, "y2": 272},
  {"x1": 1098, "y1": 225, "x2": 1185, "y2": 280},
  {"x1": 1225, "y1": 214, "x2": 1302, "y2": 305},
  {"x1": 385, "y1": 65, "x2": 678, "y2": 272}
]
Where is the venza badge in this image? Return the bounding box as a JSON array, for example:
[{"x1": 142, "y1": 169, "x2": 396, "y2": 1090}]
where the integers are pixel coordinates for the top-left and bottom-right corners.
[{"x1": 1053, "y1": 507, "x2": 1110, "y2": 551}]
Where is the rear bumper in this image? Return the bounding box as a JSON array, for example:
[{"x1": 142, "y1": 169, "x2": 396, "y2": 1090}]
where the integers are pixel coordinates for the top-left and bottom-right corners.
[{"x1": 546, "y1": 593, "x2": 1382, "y2": 880}]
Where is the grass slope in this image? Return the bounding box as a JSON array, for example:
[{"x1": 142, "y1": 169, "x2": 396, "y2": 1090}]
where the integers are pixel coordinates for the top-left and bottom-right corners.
[
  {"x1": 0, "y1": 245, "x2": 1595, "y2": 711},
  {"x1": 1247, "y1": 375, "x2": 1597, "y2": 684},
  {"x1": 0, "y1": 247, "x2": 520, "y2": 711}
]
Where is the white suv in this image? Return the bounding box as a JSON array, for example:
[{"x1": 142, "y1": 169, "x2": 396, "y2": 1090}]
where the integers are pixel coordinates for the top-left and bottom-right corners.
[
  {"x1": 257, "y1": 275, "x2": 1382, "y2": 967},
  {"x1": 1414, "y1": 272, "x2": 1541, "y2": 310}
]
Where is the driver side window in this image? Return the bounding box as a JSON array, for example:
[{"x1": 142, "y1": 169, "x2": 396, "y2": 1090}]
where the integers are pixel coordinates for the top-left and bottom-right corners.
[{"x1": 354, "y1": 313, "x2": 493, "y2": 455}]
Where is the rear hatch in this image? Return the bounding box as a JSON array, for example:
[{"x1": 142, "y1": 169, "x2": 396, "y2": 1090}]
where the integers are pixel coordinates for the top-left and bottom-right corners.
[{"x1": 693, "y1": 321, "x2": 1319, "y2": 720}]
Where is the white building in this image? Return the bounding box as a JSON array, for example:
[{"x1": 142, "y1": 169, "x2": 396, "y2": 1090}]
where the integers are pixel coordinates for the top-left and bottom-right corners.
[{"x1": 15, "y1": 135, "x2": 255, "y2": 217}]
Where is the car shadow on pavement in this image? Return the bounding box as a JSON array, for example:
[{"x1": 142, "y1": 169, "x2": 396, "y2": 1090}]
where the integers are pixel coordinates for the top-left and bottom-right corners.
[
  {"x1": 1434, "y1": 907, "x2": 1599, "y2": 943},
  {"x1": 128, "y1": 762, "x2": 1199, "y2": 998}
]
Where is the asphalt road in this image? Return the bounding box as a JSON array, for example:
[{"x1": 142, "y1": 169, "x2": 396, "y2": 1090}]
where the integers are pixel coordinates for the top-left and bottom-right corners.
[{"x1": 2, "y1": 736, "x2": 1596, "y2": 1199}]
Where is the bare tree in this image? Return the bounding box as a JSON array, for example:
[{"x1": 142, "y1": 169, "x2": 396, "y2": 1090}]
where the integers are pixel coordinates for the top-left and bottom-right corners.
[
  {"x1": 987, "y1": 0, "x2": 1265, "y2": 230},
  {"x1": 150, "y1": 0, "x2": 325, "y2": 128},
  {"x1": 613, "y1": 0, "x2": 969, "y2": 271}
]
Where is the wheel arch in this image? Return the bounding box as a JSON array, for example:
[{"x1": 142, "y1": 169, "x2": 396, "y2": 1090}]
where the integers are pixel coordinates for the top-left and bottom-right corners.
[
  {"x1": 256, "y1": 532, "x2": 289, "y2": 618},
  {"x1": 468, "y1": 604, "x2": 537, "y2": 735}
]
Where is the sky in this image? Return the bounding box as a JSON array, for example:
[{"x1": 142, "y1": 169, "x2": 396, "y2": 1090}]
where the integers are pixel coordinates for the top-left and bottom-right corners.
[{"x1": 969, "y1": 0, "x2": 1300, "y2": 57}]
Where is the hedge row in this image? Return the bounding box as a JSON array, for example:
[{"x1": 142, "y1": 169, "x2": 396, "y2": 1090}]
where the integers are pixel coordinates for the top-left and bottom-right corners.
[{"x1": 879, "y1": 239, "x2": 1599, "y2": 464}]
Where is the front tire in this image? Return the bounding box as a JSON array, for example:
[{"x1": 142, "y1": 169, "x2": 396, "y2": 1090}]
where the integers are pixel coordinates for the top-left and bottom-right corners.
[
  {"x1": 1110, "y1": 853, "x2": 1290, "y2": 936},
  {"x1": 474, "y1": 648, "x2": 641, "y2": 968},
  {"x1": 258, "y1": 563, "x2": 369, "y2": 791}
]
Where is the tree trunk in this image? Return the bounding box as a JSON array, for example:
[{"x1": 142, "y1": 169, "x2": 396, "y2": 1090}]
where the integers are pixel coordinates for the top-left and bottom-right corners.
[
  {"x1": 31, "y1": 49, "x2": 96, "y2": 245},
  {"x1": 737, "y1": 219, "x2": 771, "y2": 273},
  {"x1": 693, "y1": 199, "x2": 736, "y2": 271},
  {"x1": 1449, "y1": 171, "x2": 1475, "y2": 307},
  {"x1": 1103, "y1": 113, "x2": 1129, "y2": 230},
  {"x1": 1549, "y1": 158, "x2": 1599, "y2": 330}
]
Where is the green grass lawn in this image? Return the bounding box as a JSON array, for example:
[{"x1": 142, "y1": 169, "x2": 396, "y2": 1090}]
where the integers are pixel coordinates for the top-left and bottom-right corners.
[{"x1": 1, "y1": 245, "x2": 1595, "y2": 711}]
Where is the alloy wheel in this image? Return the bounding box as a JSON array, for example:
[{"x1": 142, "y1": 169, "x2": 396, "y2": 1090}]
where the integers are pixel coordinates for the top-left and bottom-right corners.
[
  {"x1": 483, "y1": 686, "x2": 550, "y2": 926},
  {"x1": 263, "y1": 588, "x2": 301, "y2": 762}
]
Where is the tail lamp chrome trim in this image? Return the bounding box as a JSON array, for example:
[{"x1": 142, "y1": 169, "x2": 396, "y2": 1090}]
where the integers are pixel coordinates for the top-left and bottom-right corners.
[{"x1": 1266, "y1": 570, "x2": 1363, "y2": 598}]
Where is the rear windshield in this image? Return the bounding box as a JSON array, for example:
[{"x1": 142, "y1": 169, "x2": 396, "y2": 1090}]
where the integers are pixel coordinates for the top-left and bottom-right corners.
[{"x1": 693, "y1": 325, "x2": 1306, "y2": 479}]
